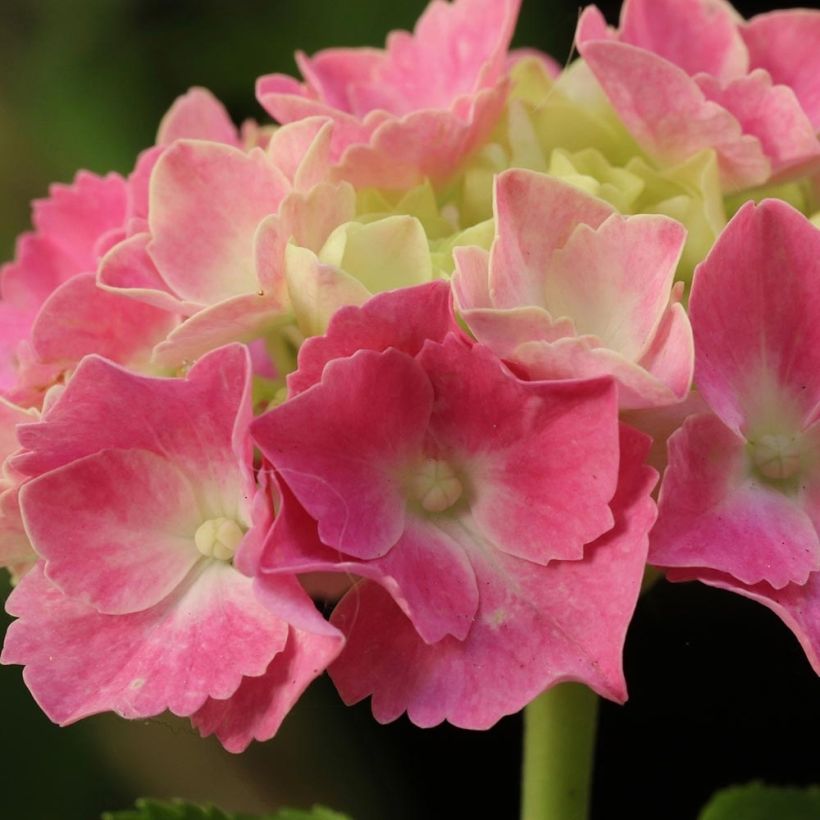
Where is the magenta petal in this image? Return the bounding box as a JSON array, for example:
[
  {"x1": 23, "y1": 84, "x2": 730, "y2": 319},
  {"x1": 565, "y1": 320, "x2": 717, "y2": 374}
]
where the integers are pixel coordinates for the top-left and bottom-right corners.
[
  {"x1": 690, "y1": 199, "x2": 820, "y2": 433},
  {"x1": 253, "y1": 349, "x2": 432, "y2": 559},
  {"x1": 651, "y1": 413, "x2": 820, "y2": 589},
  {"x1": 743, "y1": 10, "x2": 820, "y2": 130},
  {"x1": 288, "y1": 281, "x2": 456, "y2": 396},
  {"x1": 1, "y1": 562, "x2": 289, "y2": 723},
  {"x1": 21, "y1": 449, "x2": 201, "y2": 614},
  {"x1": 490, "y1": 171, "x2": 613, "y2": 309},
  {"x1": 191, "y1": 623, "x2": 343, "y2": 752},
  {"x1": 418, "y1": 339, "x2": 620, "y2": 563},
  {"x1": 329, "y1": 425, "x2": 656, "y2": 727}
]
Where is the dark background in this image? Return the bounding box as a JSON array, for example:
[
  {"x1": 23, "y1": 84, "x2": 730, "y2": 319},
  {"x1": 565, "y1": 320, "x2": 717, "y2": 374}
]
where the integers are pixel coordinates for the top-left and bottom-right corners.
[{"x1": 1, "y1": 1, "x2": 818, "y2": 818}]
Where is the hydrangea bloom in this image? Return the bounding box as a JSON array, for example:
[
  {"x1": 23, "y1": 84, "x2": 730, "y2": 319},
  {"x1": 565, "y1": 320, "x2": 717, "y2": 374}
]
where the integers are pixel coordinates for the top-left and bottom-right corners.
[
  {"x1": 650, "y1": 199, "x2": 820, "y2": 672},
  {"x1": 250, "y1": 283, "x2": 657, "y2": 726},
  {"x1": 256, "y1": 0, "x2": 521, "y2": 188},
  {"x1": 1, "y1": 345, "x2": 342, "y2": 751},
  {"x1": 453, "y1": 169, "x2": 693, "y2": 409},
  {"x1": 576, "y1": 0, "x2": 820, "y2": 192}
]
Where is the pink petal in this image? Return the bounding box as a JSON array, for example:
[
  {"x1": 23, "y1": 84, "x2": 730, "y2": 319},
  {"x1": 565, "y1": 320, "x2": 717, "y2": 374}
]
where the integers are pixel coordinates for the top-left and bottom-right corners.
[
  {"x1": 650, "y1": 413, "x2": 820, "y2": 588},
  {"x1": 490, "y1": 171, "x2": 613, "y2": 309},
  {"x1": 148, "y1": 141, "x2": 289, "y2": 305},
  {"x1": 689, "y1": 199, "x2": 820, "y2": 433},
  {"x1": 743, "y1": 10, "x2": 820, "y2": 130},
  {"x1": 418, "y1": 339, "x2": 620, "y2": 563},
  {"x1": 191, "y1": 623, "x2": 343, "y2": 752},
  {"x1": 696, "y1": 70, "x2": 820, "y2": 182},
  {"x1": 1, "y1": 562, "x2": 289, "y2": 723},
  {"x1": 288, "y1": 281, "x2": 456, "y2": 397},
  {"x1": 581, "y1": 41, "x2": 770, "y2": 192},
  {"x1": 253, "y1": 348, "x2": 433, "y2": 559},
  {"x1": 329, "y1": 424, "x2": 656, "y2": 727},
  {"x1": 157, "y1": 87, "x2": 240, "y2": 147},
  {"x1": 617, "y1": 0, "x2": 748, "y2": 82},
  {"x1": 20, "y1": 449, "x2": 202, "y2": 614}
]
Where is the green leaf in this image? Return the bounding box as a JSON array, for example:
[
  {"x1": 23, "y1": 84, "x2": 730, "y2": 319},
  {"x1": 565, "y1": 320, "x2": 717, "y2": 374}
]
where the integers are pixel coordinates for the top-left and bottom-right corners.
[
  {"x1": 103, "y1": 797, "x2": 351, "y2": 820},
  {"x1": 699, "y1": 782, "x2": 820, "y2": 820}
]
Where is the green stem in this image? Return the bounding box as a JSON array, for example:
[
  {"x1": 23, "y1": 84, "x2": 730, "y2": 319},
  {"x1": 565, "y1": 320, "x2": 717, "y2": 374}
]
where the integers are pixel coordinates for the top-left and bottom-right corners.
[{"x1": 520, "y1": 683, "x2": 599, "y2": 820}]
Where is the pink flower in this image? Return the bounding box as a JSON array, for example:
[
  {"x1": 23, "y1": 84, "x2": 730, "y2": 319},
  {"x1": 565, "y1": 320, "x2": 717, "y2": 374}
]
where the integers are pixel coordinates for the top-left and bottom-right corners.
[
  {"x1": 576, "y1": 0, "x2": 820, "y2": 192},
  {"x1": 1, "y1": 345, "x2": 342, "y2": 751},
  {"x1": 251, "y1": 283, "x2": 656, "y2": 727},
  {"x1": 256, "y1": 0, "x2": 521, "y2": 188},
  {"x1": 650, "y1": 199, "x2": 820, "y2": 674},
  {"x1": 453, "y1": 169, "x2": 693, "y2": 410}
]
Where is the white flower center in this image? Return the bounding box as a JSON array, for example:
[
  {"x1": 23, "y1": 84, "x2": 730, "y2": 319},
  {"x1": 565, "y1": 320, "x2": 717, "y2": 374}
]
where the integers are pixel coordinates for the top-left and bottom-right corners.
[
  {"x1": 751, "y1": 433, "x2": 802, "y2": 481},
  {"x1": 194, "y1": 517, "x2": 244, "y2": 561},
  {"x1": 408, "y1": 459, "x2": 463, "y2": 514}
]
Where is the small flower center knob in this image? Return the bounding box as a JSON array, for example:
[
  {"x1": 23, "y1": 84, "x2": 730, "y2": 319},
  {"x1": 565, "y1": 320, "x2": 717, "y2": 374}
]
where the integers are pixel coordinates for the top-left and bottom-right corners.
[
  {"x1": 409, "y1": 459, "x2": 463, "y2": 514},
  {"x1": 194, "y1": 517, "x2": 244, "y2": 561},
  {"x1": 752, "y1": 433, "x2": 802, "y2": 481}
]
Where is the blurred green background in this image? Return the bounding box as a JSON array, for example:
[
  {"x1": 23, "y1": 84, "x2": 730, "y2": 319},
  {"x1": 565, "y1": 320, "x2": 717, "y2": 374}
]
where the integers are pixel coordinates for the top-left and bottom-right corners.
[{"x1": 1, "y1": 2, "x2": 818, "y2": 819}]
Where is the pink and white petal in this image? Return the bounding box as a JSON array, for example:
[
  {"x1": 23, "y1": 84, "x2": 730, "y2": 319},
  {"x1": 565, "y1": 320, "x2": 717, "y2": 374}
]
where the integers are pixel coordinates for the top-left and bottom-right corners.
[
  {"x1": 2, "y1": 233, "x2": 76, "y2": 310},
  {"x1": 284, "y1": 245, "x2": 371, "y2": 339},
  {"x1": 0, "y1": 487, "x2": 36, "y2": 575},
  {"x1": 266, "y1": 117, "x2": 333, "y2": 184},
  {"x1": 689, "y1": 199, "x2": 820, "y2": 432},
  {"x1": 157, "y1": 87, "x2": 240, "y2": 147},
  {"x1": 13, "y1": 345, "x2": 253, "y2": 504},
  {"x1": 21, "y1": 449, "x2": 202, "y2": 613},
  {"x1": 27, "y1": 274, "x2": 177, "y2": 376},
  {"x1": 152, "y1": 294, "x2": 284, "y2": 370},
  {"x1": 618, "y1": 0, "x2": 748, "y2": 82},
  {"x1": 668, "y1": 567, "x2": 820, "y2": 676},
  {"x1": 329, "y1": 425, "x2": 656, "y2": 727},
  {"x1": 418, "y1": 339, "x2": 619, "y2": 563},
  {"x1": 191, "y1": 622, "x2": 343, "y2": 752},
  {"x1": 33, "y1": 172, "x2": 128, "y2": 272},
  {"x1": 544, "y1": 215, "x2": 686, "y2": 361},
  {"x1": 1, "y1": 562, "x2": 289, "y2": 722},
  {"x1": 512, "y1": 336, "x2": 686, "y2": 410},
  {"x1": 0, "y1": 398, "x2": 33, "y2": 466},
  {"x1": 294, "y1": 48, "x2": 384, "y2": 113},
  {"x1": 97, "y1": 233, "x2": 193, "y2": 314},
  {"x1": 277, "y1": 182, "x2": 357, "y2": 257},
  {"x1": 452, "y1": 245, "x2": 492, "y2": 310},
  {"x1": 148, "y1": 142, "x2": 289, "y2": 304},
  {"x1": 581, "y1": 41, "x2": 770, "y2": 192},
  {"x1": 651, "y1": 413, "x2": 820, "y2": 588},
  {"x1": 0, "y1": 306, "x2": 31, "y2": 397},
  {"x1": 743, "y1": 10, "x2": 820, "y2": 131},
  {"x1": 252, "y1": 349, "x2": 431, "y2": 559},
  {"x1": 288, "y1": 280, "x2": 456, "y2": 397},
  {"x1": 490, "y1": 171, "x2": 613, "y2": 309},
  {"x1": 696, "y1": 71, "x2": 820, "y2": 182}
]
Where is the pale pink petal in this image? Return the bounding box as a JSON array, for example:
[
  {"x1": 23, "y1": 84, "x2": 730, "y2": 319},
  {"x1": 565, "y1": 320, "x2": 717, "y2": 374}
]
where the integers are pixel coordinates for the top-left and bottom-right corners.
[
  {"x1": 148, "y1": 141, "x2": 290, "y2": 305},
  {"x1": 581, "y1": 41, "x2": 770, "y2": 192},
  {"x1": 696, "y1": 70, "x2": 820, "y2": 182},
  {"x1": 618, "y1": 0, "x2": 748, "y2": 82},
  {"x1": 20, "y1": 449, "x2": 202, "y2": 614},
  {"x1": 1, "y1": 562, "x2": 289, "y2": 723},
  {"x1": 490, "y1": 171, "x2": 613, "y2": 309},
  {"x1": 191, "y1": 622, "x2": 343, "y2": 753},
  {"x1": 294, "y1": 49, "x2": 384, "y2": 113},
  {"x1": 0, "y1": 487, "x2": 36, "y2": 577},
  {"x1": 157, "y1": 87, "x2": 240, "y2": 147},
  {"x1": 544, "y1": 215, "x2": 686, "y2": 361},
  {"x1": 27, "y1": 274, "x2": 177, "y2": 375},
  {"x1": 266, "y1": 117, "x2": 334, "y2": 184},
  {"x1": 743, "y1": 10, "x2": 820, "y2": 130},
  {"x1": 418, "y1": 339, "x2": 619, "y2": 563},
  {"x1": 32, "y1": 172, "x2": 128, "y2": 272},
  {"x1": 651, "y1": 413, "x2": 820, "y2": 588},
  {"x1": 1, "y1": 233, "x2": 76, "y2": 311},
  {"x1": 288, "y1": 281, "x2": 456, "y2": 397},
  {"x1": 689, "y1": 199, "x2": 820, "y2": 433},
  {"x1": 253, "y1": 349, "x2": 432, "y2": 559},
  {"x1": 329, "y1": 425, "x2": 656, "y2": 726}
]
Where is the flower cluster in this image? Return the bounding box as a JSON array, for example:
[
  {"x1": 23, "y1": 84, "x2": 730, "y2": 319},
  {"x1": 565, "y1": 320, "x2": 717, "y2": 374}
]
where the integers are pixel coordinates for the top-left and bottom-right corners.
[{"x1": 1, "y1": 0, "x2": 818, "y2": 751}]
